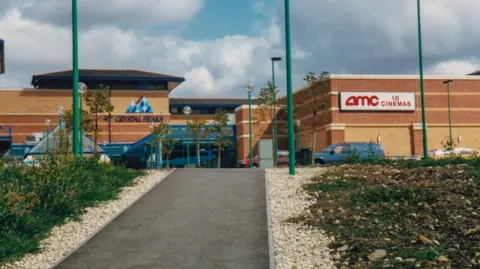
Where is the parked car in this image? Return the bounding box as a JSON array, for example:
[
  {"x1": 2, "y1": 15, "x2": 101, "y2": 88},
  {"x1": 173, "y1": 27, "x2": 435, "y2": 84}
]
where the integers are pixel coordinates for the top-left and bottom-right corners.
[
  {"x1": 314, "y1": 142, "x2": 385, "y2": 165},
  {"x1": 238, "y1": 150, "x2": 291, "y2": 168},
  {"x1": 238, "y1": 155, "x2": 259, "y2": 168}
]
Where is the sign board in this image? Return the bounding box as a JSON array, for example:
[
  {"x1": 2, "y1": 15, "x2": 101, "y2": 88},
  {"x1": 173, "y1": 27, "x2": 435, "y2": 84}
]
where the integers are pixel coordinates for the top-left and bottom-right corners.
[
  {"x1": 0, "y1": 39, "x2": 4, "y2": 74},
  {"x1": 258, "y1": 139, "x2": 274, "y2": 168},
  {"x1": 114, "y1": 115, "x2": 165, "y2": 123},
  {"x1": 339, "y1": 92, "x2": 416, "y2": 111}
]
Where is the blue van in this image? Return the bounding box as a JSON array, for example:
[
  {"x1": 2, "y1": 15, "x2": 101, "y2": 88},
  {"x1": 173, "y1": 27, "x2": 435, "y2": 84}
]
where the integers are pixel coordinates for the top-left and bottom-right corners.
[{"x1": 314, "y1": 142, "x2": 385, "y2": 165}]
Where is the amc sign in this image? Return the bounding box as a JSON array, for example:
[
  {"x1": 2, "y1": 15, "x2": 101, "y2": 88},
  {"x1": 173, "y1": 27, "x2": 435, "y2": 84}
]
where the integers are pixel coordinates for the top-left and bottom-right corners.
[{"x1": 340, "y1": 92, "x2": 416, "y2": 111}]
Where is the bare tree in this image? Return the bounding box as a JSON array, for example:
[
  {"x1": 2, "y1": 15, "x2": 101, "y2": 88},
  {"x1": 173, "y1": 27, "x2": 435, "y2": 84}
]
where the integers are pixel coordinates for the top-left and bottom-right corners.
[
  {"x1": 256, "y1": 81, "x2": 280, "y2": 164},
  {"x1": 84, "y1": 86, "x2": 114, "y2": 156},
  {"x1": 186, "y1": 117, "x2": 208, "y2": 167},
  {"x1": 152, "y1": 123, "x2": 178, "y2": 169},
  {"x1": 302, "y1": 71, "x2": 330, "y2": 163},
  {"x1": 209, "y1": 108, "x2": 233, "y2": 168}
]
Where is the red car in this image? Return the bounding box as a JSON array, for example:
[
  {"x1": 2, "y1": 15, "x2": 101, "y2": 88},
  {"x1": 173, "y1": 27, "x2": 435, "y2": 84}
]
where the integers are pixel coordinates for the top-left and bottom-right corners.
[{"x1": 238, "y1": 151, "x2": 290, "y2": 168}]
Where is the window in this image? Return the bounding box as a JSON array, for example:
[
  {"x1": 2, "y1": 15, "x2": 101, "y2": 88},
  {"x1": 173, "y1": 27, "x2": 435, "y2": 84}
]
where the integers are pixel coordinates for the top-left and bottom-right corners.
[
  {"x1": 147, "y1": 83, "x2": 167, "y2": 90},
  {"x1": 333, "y1": 146, "x2": 343, "y2": 154},
  {"x1": 341, "y1": 145, "x2": 352, "y2": 154}
]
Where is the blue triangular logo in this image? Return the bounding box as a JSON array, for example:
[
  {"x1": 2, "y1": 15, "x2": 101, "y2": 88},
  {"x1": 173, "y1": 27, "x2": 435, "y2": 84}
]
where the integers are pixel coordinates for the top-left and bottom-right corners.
[{"x1": 126, "y1": 96, "x2": 153, "y2": 113}]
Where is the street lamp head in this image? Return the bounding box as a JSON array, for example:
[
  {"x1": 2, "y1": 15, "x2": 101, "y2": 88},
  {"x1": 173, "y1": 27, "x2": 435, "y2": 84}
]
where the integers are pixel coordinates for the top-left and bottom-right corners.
[
  {"x1": 271, "y1": 57, "x2": 282, "y2": 62},
  {"x1": 244, "y1": 81, "x2": 255, "y2": 93},
  {"x1": 443, "y1": 79, "x2": 454, "y2": 84},
  {"x1": 56, "y1": 105, "x2": 64, "y2": 115},
  {"x1": 45, "y1": 119, "x2": 51, "y2": 126},
  {"x1": 183, "y1": 106, "x2": 192, "y2": 115},
  {"x1": 79, "y1": 82, "x2": 88, "y2": 95}
]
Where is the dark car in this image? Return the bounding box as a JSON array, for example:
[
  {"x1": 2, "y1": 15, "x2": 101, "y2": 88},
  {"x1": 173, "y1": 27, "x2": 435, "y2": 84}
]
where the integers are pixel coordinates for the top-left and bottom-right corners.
[{"x1": 314, "y1": 142, "x2": 385, "y2": 165}]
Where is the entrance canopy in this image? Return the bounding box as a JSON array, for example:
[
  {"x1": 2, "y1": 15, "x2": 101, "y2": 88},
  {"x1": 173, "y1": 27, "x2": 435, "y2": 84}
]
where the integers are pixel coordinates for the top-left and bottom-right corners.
[{"x1": 25, "y1": 123, "x2": 104, "y2": 157}]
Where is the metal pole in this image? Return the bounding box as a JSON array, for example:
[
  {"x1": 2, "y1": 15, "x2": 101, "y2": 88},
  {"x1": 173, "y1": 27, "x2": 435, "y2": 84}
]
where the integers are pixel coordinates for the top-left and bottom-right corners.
[
  {"x1": 297, "y1": 125, "x2": 300, "y2": 150},
  {"x1": 79, "y1": 96, "x2": 83, "y2": 156},
  {"x1": 72, "y1": 0, "x2": 80, "y2": 155},
  {"x1": 109, "y1": 86, "x2": 112, "y2": 144},
  {"x1": 59, "y1": 116, "x2": 63, "y2": 154},
  {"x1": 272, "y1": 60, "x2": 278, "y2": 167},
  {"x1": 447, "y1": 83, "x2": 453, "y2": 145},
  {"x1": 186, "y1": 115, "x2": 190, "y2": 167},
  {"x1": 248, "y1": 92, "x2": 253, "y2": 168},
  {"x1": 150, "y1": 131, "x2": 154, "y2": 169},
  {"x1": 46, "y1": 125, "x2": 50, "y2": 153},
  {"x1": 417, "y1": 0, "x2": 428, "y2": 160},
  {"x1": 284, "y1": 0, "x2": 295, "y2": 175}
]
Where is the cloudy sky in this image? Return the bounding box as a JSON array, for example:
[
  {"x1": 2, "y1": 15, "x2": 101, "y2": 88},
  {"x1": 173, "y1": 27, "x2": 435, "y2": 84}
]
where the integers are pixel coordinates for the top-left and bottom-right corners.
[{"x1": 0, "y1": 0, "x2": 479, "y2": 97}]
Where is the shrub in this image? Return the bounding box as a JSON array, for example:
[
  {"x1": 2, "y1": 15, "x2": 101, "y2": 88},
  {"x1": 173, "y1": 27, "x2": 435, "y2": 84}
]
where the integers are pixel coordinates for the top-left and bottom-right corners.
[{"x1": 0, "y1": 156, "x2": 144, "y2": 264}]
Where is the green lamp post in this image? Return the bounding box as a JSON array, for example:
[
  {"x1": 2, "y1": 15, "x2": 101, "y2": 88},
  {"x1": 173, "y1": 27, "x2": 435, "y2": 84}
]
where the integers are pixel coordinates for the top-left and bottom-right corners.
[
  {"x1": 245, "y1": 81, "x2": 255, "y2": 168},
  {"x1": 71, "y1": 0, "x2": 80, "y2": 156},
  {"x1": 183, "y1": 106, "x2": 192, "y2": 168},
  {"x1": 416, "y1": 0, "x2": 428, "y2": 160},
  {"x1": 45, "y1": 119, "x2": 51, "y2": 154},
  {"x1": 78, "y1": 82, "x2": 87, "y2": 156},
  {"x1": 283, "y1": 0, "x2": 295, "y2": 175},
  {"x1": 56, "y1": 105, "x2": 64, "y2": 154},
  {"x1": 271, "y1": 56, "x2": 282, "y2": 167}
]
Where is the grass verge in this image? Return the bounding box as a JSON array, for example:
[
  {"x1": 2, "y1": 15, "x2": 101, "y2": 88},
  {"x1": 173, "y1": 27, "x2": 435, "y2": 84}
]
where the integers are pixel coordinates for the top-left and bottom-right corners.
[{"x1": 0, "y1": 156, "x2": 144, "y2": 265}]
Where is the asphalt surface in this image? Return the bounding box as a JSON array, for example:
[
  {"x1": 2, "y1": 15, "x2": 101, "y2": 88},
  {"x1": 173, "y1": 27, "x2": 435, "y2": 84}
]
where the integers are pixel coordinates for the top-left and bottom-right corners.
[{"x1": 55, "y1": 169, "x2": 269, "y2": 269}]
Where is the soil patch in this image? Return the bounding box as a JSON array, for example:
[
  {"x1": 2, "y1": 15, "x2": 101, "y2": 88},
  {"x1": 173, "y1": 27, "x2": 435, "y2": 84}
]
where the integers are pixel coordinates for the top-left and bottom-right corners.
[{"x1": 290, "y1": 163, "x2": 480, "y2": 268}]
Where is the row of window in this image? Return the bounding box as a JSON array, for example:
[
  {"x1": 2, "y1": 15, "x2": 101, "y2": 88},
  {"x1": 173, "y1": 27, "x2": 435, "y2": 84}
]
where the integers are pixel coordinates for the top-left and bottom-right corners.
[{"x1": 35, "y1": 81, "x2": 168, "y2": 90}]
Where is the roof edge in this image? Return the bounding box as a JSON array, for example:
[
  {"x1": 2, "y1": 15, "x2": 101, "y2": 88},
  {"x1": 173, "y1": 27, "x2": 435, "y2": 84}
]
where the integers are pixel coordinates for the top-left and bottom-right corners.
[{"x1": 330, "y1": 74, "x2": 480, "y2": 80}]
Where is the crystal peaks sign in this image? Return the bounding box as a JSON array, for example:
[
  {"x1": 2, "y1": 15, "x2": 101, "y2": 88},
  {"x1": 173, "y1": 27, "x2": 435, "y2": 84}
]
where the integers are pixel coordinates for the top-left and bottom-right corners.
[{"x1": 126, "y1": 96, "x2": 153, "y2": 113}]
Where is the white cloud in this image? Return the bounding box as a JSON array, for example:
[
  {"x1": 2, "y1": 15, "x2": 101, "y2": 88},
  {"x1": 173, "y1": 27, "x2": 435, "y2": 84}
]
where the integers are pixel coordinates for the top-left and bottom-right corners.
[
  {"x1": 21, "y1": 0, "x2": 204, "y2": 28},
  {"x1": 285, "y1": 0, "x2": 480, "y2": 74},
  {"x1": 2, "y1": 0, "x2": 480, "y2": 96},
  {"x1": 425, "y1": 59, "x2": 479, "y2": 75},
  {"x1": 0, "y1": 7, "x2": 276, "y2": 97}
]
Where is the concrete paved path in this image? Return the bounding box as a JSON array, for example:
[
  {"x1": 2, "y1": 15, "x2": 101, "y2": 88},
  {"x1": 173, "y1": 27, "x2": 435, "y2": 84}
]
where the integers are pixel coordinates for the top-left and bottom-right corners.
[{"x1": 55, "y1": 169, "x2": 269, "y2": 269}]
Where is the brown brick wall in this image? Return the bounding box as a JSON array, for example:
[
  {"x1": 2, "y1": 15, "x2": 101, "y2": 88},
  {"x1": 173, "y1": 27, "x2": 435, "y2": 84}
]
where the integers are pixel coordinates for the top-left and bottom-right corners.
[
  {"x1": 236, "y1": 76, "x2": 480, "y2": 159},
  {"x1": 0, "y1": 89, "x2": 170, "y2": 114},
  {"x1": 0, "y1": 89, "x2": 172, "y2": 143}
]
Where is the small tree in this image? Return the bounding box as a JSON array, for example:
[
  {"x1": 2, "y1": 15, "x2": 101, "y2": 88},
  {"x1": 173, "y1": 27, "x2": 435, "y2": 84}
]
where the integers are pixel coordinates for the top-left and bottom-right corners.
[
  {"x1": 302, "y1": 71, "x2": 330, "y2": 163},
  {"x1": 186, "y1": 117, "x2": 208, "y2": 167},
  {"x1": 84, "y1": 85, "x2": 114, "y2": 156},
  {"x1": 256, "y1": 81, "x2": 280, "y2": 163},
  {"x1": 209, "y1": 108, "x2": 233, "y2": 168},
  {"x1": 61, "y1": 108, "x2": 94, "y2": 154},
  {"x1": 152, "y1": 123, "x2": 179, "y2": 169}
]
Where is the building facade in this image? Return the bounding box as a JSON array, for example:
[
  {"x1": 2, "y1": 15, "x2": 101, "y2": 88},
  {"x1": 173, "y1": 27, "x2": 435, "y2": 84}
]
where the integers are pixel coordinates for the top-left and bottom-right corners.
[
  {"x1": 2, "y1": 70, "x2": 480, "y2": 165},
  {"x1": 0, "y1": 69, "x2": 257, "y2": 167},
  {"x1": 235, "y1": 74, "x2": 480, "y2": 159}
]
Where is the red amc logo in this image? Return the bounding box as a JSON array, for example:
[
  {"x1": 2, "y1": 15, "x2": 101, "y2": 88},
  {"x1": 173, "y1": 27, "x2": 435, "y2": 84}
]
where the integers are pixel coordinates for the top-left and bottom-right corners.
[{"x1": 345, "y1": 95, "x2": 379, "y2": 106}]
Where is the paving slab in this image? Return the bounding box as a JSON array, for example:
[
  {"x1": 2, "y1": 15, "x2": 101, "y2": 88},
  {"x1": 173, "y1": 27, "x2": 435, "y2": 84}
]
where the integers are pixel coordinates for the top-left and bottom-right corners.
[{"x1": 55, "y1": 168, "x2": 269, "y2": 269}]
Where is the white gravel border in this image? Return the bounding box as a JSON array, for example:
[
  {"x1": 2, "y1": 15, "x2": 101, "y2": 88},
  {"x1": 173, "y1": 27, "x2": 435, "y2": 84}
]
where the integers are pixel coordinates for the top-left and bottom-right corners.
[
  {"x1": 1, "y1": 169, "x2": 173, "y2": 269},
  {"x1": 266, "y1": 168, "x2": 336, "y2": 269}
]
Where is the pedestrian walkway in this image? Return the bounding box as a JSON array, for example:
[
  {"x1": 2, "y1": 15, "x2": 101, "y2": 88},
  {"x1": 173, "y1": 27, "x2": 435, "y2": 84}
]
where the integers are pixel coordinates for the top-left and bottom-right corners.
[{"x1": 55, "y1": 169, "x2": 270, "y2": 269}]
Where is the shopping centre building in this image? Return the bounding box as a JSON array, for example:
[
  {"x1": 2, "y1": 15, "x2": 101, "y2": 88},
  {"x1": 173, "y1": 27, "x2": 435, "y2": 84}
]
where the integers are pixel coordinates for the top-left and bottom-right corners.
[{"x1": 1, "y1": 68, "x2": 480, "y2": 167}]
